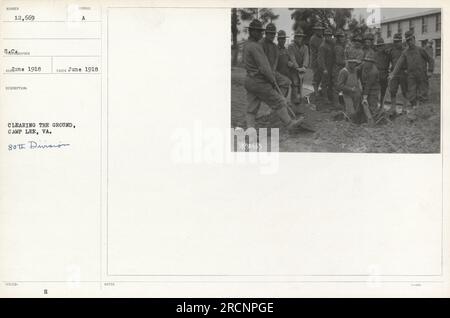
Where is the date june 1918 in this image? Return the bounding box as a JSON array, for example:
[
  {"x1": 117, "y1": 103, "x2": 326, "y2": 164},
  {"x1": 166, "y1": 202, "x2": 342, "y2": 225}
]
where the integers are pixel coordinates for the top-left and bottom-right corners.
[{"x1": 8, "y1": 141, "x2": 70, "y2": 151}]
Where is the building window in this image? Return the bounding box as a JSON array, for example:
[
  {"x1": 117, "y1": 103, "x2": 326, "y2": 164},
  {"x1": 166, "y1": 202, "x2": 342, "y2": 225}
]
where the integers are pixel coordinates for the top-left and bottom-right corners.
[
  {"x1": 387, "y1": 23, "x2": 392, "y2": 37},
  {"x1": 422, "y1": 16, "x2": 427, "y2": 33},
  {"x1": 409, "y1": 19, "x2": 414, "y2": 33},
  {"x1": 397, "y1": 22, "x2": 402, "y2": 34},
  {"x1": 436, "y1": 14, "x2": 441, "y2": 32},
  {"x1": 435, "y1": 38, "x2": 441, "y2": 57}
]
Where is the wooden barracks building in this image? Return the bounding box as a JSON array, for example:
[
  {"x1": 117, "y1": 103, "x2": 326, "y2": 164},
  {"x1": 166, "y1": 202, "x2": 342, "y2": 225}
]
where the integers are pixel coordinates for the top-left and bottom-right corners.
[{"x1": 379, "y1": 8, "x2": 441, "y2": 72}]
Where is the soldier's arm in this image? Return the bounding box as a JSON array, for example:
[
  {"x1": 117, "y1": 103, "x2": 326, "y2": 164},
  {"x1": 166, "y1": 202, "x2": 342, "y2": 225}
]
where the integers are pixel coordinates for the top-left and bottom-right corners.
[
  {"x1": 420, "y1": 47, "x2": 435, "y2": 73},
  {"x1": 251, "y1": 44, "x2": 276, "y2": 84}
]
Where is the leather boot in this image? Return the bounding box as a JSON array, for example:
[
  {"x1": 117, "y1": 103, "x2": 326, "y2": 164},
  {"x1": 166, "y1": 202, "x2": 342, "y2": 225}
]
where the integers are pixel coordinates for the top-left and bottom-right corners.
[{"x1": 276, "y1": 107, "x2": 306, "y2": 132}]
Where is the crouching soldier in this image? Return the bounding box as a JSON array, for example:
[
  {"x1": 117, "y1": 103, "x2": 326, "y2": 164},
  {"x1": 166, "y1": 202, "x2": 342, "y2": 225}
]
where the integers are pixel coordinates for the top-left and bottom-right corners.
[
  {"x1": 243, "y1": 19, "x2": 306, "y2": 131},
  {"x1": 360, "y1": 52, "x2": 380, "y2": 125},
  {"x1": 337, "y1": 58, "x2": 362, "y2": 123},
  {"x1": 259, "y1": 22, "x2": 291, "y2": 97},
  {"x1": 287, "y1": 28, "x2": 309, "y2": 104}
]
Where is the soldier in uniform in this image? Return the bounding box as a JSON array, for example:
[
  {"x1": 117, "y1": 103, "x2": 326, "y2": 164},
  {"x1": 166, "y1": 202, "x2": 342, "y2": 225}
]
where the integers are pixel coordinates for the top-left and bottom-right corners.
[
  {"x1": 332, "y1": 29, "x2": 346, "y2": 109},
  {"x1": 242, "y1": 19, "x2": 305, "y2": 131},
  {"x1": 362, "y1": 33, "x2": 375, "y2": 59},
  {"x1": 345, "y1": 34, "x2": 364, "y2": 62},
  {"x1": 361, "y1": 51, "x2": 381, "y2": 124},
  {"x1": 317, "y1": 28, "x2": 335, "y2": 105},
  {"x1": 374, "y1": 37, "x2": 390, "y2": 109},
  {"x1": 309, "y1": 22, "x2": 325, "y2": 97},
  {"x1": 275, "y1": 30, "x2": 291, "y2": 80},
  {"x1": 287, "y1": 28, "x2": 309, "y2": 104},
  {"x1": 259, "y1": 23, "x2": 291, "y2": 97},
  {"x1": 390, "y1": 30, "x2": 434, "y2": 107},
  {"x1": 387, "y1": 33, "x2": 408, "y2": 114},
  {"x1": 337, "y1": 57, "x2": 362, "y2": 123}
]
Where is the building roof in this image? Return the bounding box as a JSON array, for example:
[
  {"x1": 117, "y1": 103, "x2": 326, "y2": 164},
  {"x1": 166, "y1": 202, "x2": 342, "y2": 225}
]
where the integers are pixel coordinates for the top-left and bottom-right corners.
[{"x1": 381, "y1": 9, "x2": 441, "y2": 24}]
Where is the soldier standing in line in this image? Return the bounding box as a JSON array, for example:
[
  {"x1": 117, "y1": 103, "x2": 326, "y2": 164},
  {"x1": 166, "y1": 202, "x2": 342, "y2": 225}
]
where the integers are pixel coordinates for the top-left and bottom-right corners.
[
  {"x1": 275, "y1": 30, "x2": 291, "y2": 80},
  {"x1": 360, "y1": 51, "x2": 381, "y2": 125},
  {"x1": 386, "y1": 33, "x2": 408, "y2": 114},
  {"x1": 287, "y1": 28, "x2": 309, "y2": 105},
  {"x1": 362, "y1": 33, "x2": 375, "y2": 58},
  {"x1": 309, "y1": 22, "x2": 325, "y2": 97},
  {"x1": 374, "y1": 37, "x2": 390, "y2": 109},
  {"x1": 317, "y1": 28, "x2": 335, "y2": 105},
  {"x1": 332, "y1": 29, "x2": 346, "y2": 109},
  {"x1": 259, "y1": 23, "x2": 292, "y2": 97},
  {"x1": 390, "y1": 30, "x2": 434, "y2": 108},
  {"x1": 345, "y1": 34, "x2": 364, "y2": 62},
  {"x1": 242, "y1": 19, "x2": 305, "y2": 131}
]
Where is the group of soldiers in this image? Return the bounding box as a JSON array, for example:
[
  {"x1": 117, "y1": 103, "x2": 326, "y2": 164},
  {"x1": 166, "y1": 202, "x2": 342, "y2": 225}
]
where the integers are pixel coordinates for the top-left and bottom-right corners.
[{"x1": 242, "y1": 18, "x2": 435, "y2": 130}]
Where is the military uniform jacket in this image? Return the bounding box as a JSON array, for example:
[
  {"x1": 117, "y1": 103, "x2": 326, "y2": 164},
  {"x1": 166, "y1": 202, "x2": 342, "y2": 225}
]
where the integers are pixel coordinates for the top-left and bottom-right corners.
[
  {"x1": 276, "y1": 45, "x2": 292, "y2": 78},
  {"x1": 259, "y1": 38, "x2": 279, "y2": 71},
  {"x1": 334, "y1": 42, "x2": 346, "y2": 68},
  {"x1": 392, "y1": 45, "x2": 434, "y2": 76},
  {"x1": 309, "y1": 34, "x2": 323, "y2": 68},
  {"x1": 375, "y1": 48, "x2": 390, "y2": 74},
  {"x1": 361, "y1": 64, "x2": 380, "y2": 96},
  {"x1": 318, "y1": 41, "x2": 335, "y2": 71},
  {"x1": 288, "y1": 42, "x2": 309, "y2": 69},
  {"x1": 242, "y1": 38, "x2": 276, "y2": 84}
]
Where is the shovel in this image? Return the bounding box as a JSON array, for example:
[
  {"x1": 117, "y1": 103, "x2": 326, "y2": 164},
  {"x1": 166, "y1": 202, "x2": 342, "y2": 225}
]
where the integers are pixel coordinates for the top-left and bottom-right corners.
[{"x1": 274, "y1": 82, "x2": 316, "y2": 132}]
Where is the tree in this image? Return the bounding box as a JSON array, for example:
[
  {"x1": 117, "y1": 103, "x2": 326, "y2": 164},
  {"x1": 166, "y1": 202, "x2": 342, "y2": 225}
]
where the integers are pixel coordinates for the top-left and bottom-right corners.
[
  {"x1": 231, "y1": 8, "x2": 279, "y2": 66},
  {"x1": 347, "y1": 17, "x2": 369, "y2": 38},
  {"x1": 289, "y1": 8, "x2": 353, "y2": 42}
]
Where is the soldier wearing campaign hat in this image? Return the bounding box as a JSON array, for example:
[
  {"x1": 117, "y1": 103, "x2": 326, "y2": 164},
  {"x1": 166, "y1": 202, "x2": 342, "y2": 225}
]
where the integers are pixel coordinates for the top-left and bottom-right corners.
[
  {"x1": 309, "y1": 22, "x2": 325, "y2": 96},
  {"x1": 332, "y1": 29, "x2": 346, "y2": 109},
  {"x1": 390, "y1": 29, "x2": 434, "y2": 107},
  {"x1": 374, "y1": 37, "x2": 390, "y2": 108},
  {"x1": 361, "y1": 51, "x2": 380, "y2": 124},
  {"x1": 276, "y1": 30, "x2": 294, "y2": 80},
  {"x1": 287, "y1": 27, "x2": 309, "y2": 104},
  {"x1": 345, "y1": 33, "x2": 364, "y2": 63},
  {"x1": 386, "y1": 32, "x2": 408, "y2": 114},
  {"x1": 317, "y1": 28, "x2": 336, "y2": 105},
  {"x1": 362, "y1": 32, "x2": 375, "y2": 60},
  {"x1": 242, "y1": 19, "x2": 307, "y2": 131},
  {"x1": 259, "y1": 22, "x2": 292, "y2": 97}
]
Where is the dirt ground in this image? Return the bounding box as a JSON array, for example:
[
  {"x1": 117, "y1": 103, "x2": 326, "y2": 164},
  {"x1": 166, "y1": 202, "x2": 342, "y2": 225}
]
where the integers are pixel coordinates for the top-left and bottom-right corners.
[{"x1": 231, "y1": 67, "x2": 441, "y2": 153}]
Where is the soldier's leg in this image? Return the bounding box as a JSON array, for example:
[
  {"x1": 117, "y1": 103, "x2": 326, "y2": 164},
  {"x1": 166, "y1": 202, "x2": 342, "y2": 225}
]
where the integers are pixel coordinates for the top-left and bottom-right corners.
[
  {"x1": 368, "y1": 92, "x2": 379, "y2": 116},
  {"x1": 417, "y1": 71, "x2": 429, "y2": 105},
  {"x1": 312, "y1": 67, "x2": 322, "y2": 96},
  {"x1": 331, "y1": 67, "x2": 341, "y2": 109},
  {"x1": 379, "y1": 73, "x2": 388, "y2": 108},
  {"x1": 388, "y1": 76, "x2": 399, "y2": 114},
  {"x1": 275, "y1": 72, "x2": 291, "y2": 97},
  {"x1": 406, "y1": 74, "x2": 418, "y2": 106},
  {"x1": 290, "y1": 73, "x2": 300, "y2": 104},
  {"x1": 245, "y1": 91, "x2": 261, "y2": 129},
  {"x1": 343, "y1": 95, "x2": 356, "y2": 118}
]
